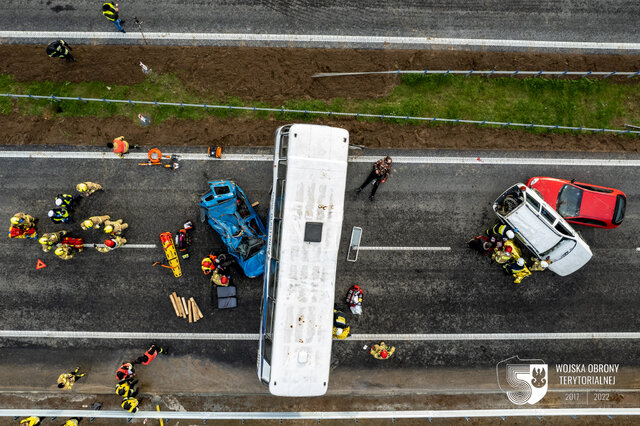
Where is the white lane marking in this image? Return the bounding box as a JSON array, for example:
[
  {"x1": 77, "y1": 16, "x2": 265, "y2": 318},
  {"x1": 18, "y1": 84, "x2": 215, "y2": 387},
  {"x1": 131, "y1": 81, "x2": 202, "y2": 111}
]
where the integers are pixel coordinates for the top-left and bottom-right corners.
[
  {"x1": 1, "y1": 31, "x2": 640, "y2": 50},
  {"x1": 358, "y1": 246, "x2": 451, "y2": 251},
  {"x1": 349, "y1": 333, "x2": 640, "y2": 341},
  {"x1": 88, "y1": 243, "x2": 157, "y2": 249},
  {"x1": 2, "y1": 331, "x2": 640, "y2": 341},
  {"x1": 637, "y1": 247, "x2": 640, "y2": 251},
  {"x1": 2, "y1": 408, "x2": 640, "y2": 420},
  {"x1": 1, "y1": 151, "x2": 639, "y2": 167},
  {"x1": 0, "y1": 330, "x2": 259, "y2": 340}
]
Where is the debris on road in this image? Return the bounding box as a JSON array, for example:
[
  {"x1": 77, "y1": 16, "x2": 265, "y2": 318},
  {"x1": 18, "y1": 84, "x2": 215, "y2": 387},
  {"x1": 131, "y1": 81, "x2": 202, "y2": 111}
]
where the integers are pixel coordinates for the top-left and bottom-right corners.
[{"x1": 170, "y1": 292, "x2": 203, "y2": 322}]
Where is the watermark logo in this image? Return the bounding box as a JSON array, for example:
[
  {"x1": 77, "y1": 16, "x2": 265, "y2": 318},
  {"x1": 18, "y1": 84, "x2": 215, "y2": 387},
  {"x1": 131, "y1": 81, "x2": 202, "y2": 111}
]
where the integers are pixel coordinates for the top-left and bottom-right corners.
[{"x1": 497, "y1": 356, "x2": 548, "y2": 405}]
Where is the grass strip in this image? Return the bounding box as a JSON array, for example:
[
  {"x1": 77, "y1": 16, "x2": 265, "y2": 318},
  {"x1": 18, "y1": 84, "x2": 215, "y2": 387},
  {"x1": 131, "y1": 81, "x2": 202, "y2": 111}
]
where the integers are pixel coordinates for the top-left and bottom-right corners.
[{"x1": 1, "y1": 73, "x2": 640, "y2": 133}]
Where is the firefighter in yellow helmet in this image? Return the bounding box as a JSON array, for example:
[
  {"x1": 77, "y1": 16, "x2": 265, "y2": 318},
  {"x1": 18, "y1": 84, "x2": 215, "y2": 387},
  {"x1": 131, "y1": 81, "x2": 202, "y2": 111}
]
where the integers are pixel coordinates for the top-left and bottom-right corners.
[
  {"x1": 10, "y1": 212, "x2": 36, "y2": 228},
  {"x1": 54, "y1": 244, "x2": 75, "y2": 260},
  {"x1": 121, "y1": 396, "x2": 140, "y2": 413},
  {"x1": 104, "y1": 219, "x2": 128, "y2": 235},
  {"x1": 76, "y1": 181, "x2": 103, "y2": 197},
  {"x1": 38, "y1": 230, "x2": 68, "y2": 252},
  {"x1": 20, "y1": 417, "x2": 41, "y2": 426},
  {"x1": 81, "y1": 215, "x2": 110, "y2": 230},
  {"x1": 370, "y1": 341, "x2": 395, "y2": 360},
  {"x1": 62, "y1": 418, "x2": 81, "y2": 426},
  {"x1": 333, "y1": 309, "x2": 350, "y2": 339}
]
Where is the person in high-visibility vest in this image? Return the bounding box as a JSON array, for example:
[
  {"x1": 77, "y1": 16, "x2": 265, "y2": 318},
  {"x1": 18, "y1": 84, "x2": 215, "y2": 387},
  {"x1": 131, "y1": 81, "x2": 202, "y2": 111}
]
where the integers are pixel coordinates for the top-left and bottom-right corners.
[
  {"x1": 76, "y1": 182, "x2": 103, "y2": 197},
  {"x1": 81, "y1": 215, "x2": 110, "y2": 230},
  {"x1": 62, "y1": 418, "x2": 82, "y2": 426},
  {"x1": 201, "y1": 255, "x2": 216, "y2": 275},
  {"x1": 20, "y1": 417, "x2": 41, "y2": 426},
  {"x1": 107, "y1": 136, "x2": 129, "y2": 158},
  {"x1": 135, "y1": 344, "x2": 168, "y2": 365},
  {"x1": 54, "y1": 244, "x2": 76, "y2": 260},
  {"x1": 369, "y1": 342, "x2": 395, "y2": 360},
  {"x1": 55, "y1": 193, "x2": 80, "y2": 211},
  {"x1": 121, "y1": 396, "x2": 140, "y2": 413},
  {"x1": 96, "y1": 236, "x2": 127, "y2": 252},
  {"x1": 48, "y1": 207, "x2": 71, "y2": 224},
  {"x1": 333, "y1": 309, "x2": 350, "y2": 339},
  {"x1": 104, "y1": 219, "x2": 128, "y2": 235},
  {"x1": 57, "y1": 366, "x2": 86, "y2": 389},
  {"x1": 115, "y1": 379, "x2": 139, "y2": 398},
  {"x1": 530, "y1": 257, "x2": 550, "y2": 272},
  {"x1": 10, "y1": 212, "x2": 37, "y2": 229},
  {"x1": 101, "y1": 2, "x2": 126, "y2": 32},
  {"x1": 115, "y1": 362, "x2": 135, "y2": 381},
  {"x1": 46, "y1": 39, "x2": 75, "y2": 62}
]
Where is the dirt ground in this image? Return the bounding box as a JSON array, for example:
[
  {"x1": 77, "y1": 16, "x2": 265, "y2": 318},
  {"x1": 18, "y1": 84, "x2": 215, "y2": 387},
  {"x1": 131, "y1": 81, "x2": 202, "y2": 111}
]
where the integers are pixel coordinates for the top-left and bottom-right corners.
[{"x1": 2, "y1": 45, "x2": 640, "y2": 151}]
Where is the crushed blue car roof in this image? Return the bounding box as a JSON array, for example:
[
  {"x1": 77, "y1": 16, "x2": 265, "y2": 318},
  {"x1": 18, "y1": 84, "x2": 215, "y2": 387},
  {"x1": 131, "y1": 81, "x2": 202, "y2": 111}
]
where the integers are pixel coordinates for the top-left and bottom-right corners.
[{"x1": 199, "y1": 180, "x2": 267, "y2": 278}]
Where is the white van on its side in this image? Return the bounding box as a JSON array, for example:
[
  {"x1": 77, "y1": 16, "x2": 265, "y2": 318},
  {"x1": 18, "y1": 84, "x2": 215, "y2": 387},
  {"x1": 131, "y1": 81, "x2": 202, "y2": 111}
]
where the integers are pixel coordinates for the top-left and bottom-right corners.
[{"x1": 493, "y1": 183, "x2": 592, "y2": 276}]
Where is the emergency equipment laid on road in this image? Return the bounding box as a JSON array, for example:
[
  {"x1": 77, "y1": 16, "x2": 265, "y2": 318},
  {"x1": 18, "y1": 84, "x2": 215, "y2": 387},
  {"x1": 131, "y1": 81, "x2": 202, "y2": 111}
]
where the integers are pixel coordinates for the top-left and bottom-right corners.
[
  {"x1": 199, "y1": 180, "x2": 267, "y2": 278},
  {"x1": 333, "y1": 309, "x2": 350, "y2": 339},
  {"x1": 346, "y1": 285, "x2": 363, "y2": 315},
  {"x1": 158, "y1": 232, "x2": 182, "y2": 278}
]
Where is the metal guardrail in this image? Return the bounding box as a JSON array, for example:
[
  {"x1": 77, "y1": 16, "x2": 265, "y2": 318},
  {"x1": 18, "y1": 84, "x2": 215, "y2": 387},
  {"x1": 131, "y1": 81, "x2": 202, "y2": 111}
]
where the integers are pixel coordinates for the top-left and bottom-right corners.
[
  {"x1": 1, "y1": 93, "x2": 638, "y2": 136},
  {"x1": 3, "y1": 408, "x2": 640, "y2": 421},
  {"x1": 312, "y1": 69, "x2": 640, "y2": 79}
]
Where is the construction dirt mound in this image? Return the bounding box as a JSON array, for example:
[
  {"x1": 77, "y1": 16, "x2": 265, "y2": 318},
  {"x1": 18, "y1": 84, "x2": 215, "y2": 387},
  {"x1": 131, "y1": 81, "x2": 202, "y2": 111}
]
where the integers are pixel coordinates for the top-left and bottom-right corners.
[{"x1": 2, "y1": 45, "x2": 640, "y2": 151}]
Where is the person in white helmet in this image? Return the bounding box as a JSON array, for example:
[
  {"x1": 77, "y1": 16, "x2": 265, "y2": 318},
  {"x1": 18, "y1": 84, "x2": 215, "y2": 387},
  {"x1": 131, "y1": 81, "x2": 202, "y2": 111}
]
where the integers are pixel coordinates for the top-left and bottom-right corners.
[
  {"x1": 530, "y1": 258, "x2": 550, "y2": 271},
  {"x1": 486, "y1": 223, "x2": 515, "y2": 241}
]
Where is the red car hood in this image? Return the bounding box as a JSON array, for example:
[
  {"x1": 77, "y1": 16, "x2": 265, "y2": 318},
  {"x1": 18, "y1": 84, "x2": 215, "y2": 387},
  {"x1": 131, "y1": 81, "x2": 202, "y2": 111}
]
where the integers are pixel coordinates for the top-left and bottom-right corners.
[{"x1": 529, "y1": 179, "x2": 563, "y2": 208}]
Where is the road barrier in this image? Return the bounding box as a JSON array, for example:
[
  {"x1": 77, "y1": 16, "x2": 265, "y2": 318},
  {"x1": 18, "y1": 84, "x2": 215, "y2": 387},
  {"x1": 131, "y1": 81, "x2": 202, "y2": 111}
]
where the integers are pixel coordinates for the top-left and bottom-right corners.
[
  {"x1": 312, "y1": 69, "x2": 640, "y2": 79},
  {"x1": 2, "y1": 93, "x2": 638, "y2": 136}
]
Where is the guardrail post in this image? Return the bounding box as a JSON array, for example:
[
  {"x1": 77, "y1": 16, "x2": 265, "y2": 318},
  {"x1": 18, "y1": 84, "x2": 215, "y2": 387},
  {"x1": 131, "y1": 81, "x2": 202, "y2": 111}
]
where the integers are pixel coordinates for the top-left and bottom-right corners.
[
  {"x1": 128, "y1": 99, "x2": 135, "y2": 106},
  {"x1": 487, "y1": 69, "x2": 495, "y2": 78},
  {"x1": 627, "y1": 70, "x2": 640, "y2": 79},
  {"x1": 558, "y1": 70, "x2": 568, "y2": 79},
  {"x1": 102, "y1": 97, "x2": 109, "y2": 104},
  {"x1": 535, "y1": 70, "x2": 543, "y2": 78},
  {"x1": 502, "y1": 121, "x2": 511, "y2": 128},
  {"x1": 510, "y1": 70, "x2": 518, "y2": 78},
  {"x1": 465, "y1": 69, "x2": 473, "y2": 77},
  {"x1": 604, "y1": 70, "x2": 616, "y2": 79},
  {"x1": 423, "y1": 68, "x2": 428, "y2": 75},
  {"x1": 445, "y1": 69, "x2": 450, "y2": 76},
  {"x1": 582, "y1": 70, "x2": 592, "y2": 78}
]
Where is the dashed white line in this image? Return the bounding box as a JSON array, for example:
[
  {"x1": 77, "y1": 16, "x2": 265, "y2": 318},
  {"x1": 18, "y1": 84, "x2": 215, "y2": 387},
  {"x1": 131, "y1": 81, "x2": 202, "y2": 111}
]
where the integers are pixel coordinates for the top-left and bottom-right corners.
[
  {"x1": 358, "y1": 246, "x2": 451, "y2": 251},
  {"x1": 88, "y1": 243, "x2": 157, "y2": 249},
  {"x1": 1, "y1": 31, "x2": 640, "y2": 51}
]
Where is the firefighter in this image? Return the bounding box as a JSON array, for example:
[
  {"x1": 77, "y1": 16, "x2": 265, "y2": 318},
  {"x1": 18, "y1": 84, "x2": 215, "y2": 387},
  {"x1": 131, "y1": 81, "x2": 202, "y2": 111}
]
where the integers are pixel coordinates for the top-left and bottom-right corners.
[
  {"x1": 54, "y1": 244, "x2": 75, "y2": 260},
  {"x1": 115, "y1": 379, "x2": 139, "y2": 398},
  {"x1": 38, "y1": 230, "x2": 68, "y2": 252},
  {"x1": 107, "y1": 136, "x2": 129, "y2": 158},
  {"x1": 504, "y1": 258, "x2": 532, "y2": 284},
  {"x1": 10, "y1": 212, "x2": 37, "y2": 229},
  {"x1": 46, "y1": 39, "x2": 75, "y2": 62},
  {"x1": 121, "y1": 397, "x2": 139, "y2": 413},
  {"x1": 486, "y1": 223, "x2": 515, "y2": 240},
  {"x1": 48, "y1": 207, "x2": 71, "y2": 223},
  {"x1": 57, "y1": 366, "x2": 86, "y2": 389},
  {"x1": 201, "y1": 255, "x2": 216, "y2": 275},
  {"x1": 19, "y1": 417, "x2": 41, "y2": 426},
  {"x1": 104, "y1": 219, "x2": 128, "y2": 235},
  {"x1": 62, "y1": 419, "x2": 82, "y2": 426},
  {"x1": 135, "y1": 344, "x2": 168, "y2": 365},
  {"x1": 76, "y1": 181, "x2": 103, "y2": 197},
  {"x1": 369, "y1": 342, "x2": 395, "y2": 360},
  {"x1": 492, "y1": 245, "x2": 513, "y2": 264},
  {"x1": 211, "y1": 268, "x2": 230, "y2": 286},
  {"x1": 56, "y1": 193, "x2": 80, "y2": 211},
  {"x1": 333, "y1": 309, "x2": 350, "y2": 339},
  {"x1": 97, "y1": 236, "x2": 127, "y2": 252},
  {"x1": 81, "y1": 215, "x2": 110, "y2": 230},
  {"x1": 530, "y1": 258, "x2": 550, "y2": 272}
]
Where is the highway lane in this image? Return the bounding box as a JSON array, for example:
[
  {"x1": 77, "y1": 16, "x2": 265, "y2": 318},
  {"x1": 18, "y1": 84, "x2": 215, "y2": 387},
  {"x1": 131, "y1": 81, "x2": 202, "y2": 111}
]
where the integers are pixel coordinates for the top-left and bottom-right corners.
[
  {"x1": 0, "y1": 147, "x2": 639, "y2": 396},
  {"x1": 1, "y1": 1, "x2": 640, "y2": 49}
]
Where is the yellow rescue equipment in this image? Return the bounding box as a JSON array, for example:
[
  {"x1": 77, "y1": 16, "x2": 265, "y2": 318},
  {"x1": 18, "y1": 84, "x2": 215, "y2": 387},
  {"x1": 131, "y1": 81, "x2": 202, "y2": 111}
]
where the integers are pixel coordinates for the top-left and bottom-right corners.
[{"x1": 160, "y1": 232, "x2": 182, "y2": 278}]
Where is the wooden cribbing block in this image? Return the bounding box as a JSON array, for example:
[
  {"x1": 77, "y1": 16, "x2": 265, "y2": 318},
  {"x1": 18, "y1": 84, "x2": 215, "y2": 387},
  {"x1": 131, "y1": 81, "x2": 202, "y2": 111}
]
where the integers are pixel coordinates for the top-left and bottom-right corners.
[
  {"x1": 181, "y1": 297, "x2": 188, "y2": 319},
  {"x1": 188, "y1": 298, "x2": 193, "y2": 323},
  {"x1": 169, "y1": 294, "x2": 180, "y2": 317},
  {"x1": 172, "y1": 292, "x2": 184, "y2": 317},
  {"x1": 191, "y1": 297, "x2": 203, "y2": 320}
]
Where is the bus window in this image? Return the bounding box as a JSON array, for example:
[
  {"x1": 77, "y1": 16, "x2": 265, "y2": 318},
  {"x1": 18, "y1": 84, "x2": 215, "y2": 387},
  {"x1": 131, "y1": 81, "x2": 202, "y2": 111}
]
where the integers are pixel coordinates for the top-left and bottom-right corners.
[
  {"x1": 263, "y1": 336, "x2": 273, "y2": 364},
  {"x1": 268, "y1": 261, "x2": 278, "y2": 299},
  {"x1": 279, "y1": 133, "x2": 289, "y2": 160},
  {"x1": 277, "y1": 161, "x2": 287, "y2": 180}
]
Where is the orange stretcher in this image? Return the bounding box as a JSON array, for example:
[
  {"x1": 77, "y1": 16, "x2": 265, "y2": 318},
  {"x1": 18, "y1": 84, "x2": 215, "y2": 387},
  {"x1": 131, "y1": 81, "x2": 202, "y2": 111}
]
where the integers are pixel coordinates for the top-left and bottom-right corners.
[{"x1": 159, "y1": 232, "x2": 182, "y2": 278}]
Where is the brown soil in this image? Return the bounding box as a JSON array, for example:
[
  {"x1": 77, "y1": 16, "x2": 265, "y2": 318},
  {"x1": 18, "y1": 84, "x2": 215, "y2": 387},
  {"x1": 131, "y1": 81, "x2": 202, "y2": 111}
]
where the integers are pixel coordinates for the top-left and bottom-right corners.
[{"x1": 2, "y1": 45, "x2": 640, "y2": 151}]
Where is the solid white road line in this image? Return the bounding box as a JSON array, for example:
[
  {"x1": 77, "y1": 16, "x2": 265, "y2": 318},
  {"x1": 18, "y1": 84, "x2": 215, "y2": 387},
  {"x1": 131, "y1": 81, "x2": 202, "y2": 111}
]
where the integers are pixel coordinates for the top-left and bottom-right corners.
[
  {"x1": 1, "y1": 31, "x2": 640, "y2": 51},
  {"x1": 358, "y1": 246, "x2": 451, "y2": 251},
  {"x1": 1, "y1": 150, "x2": 639, "y2": 167},
  {"x1": 2, "y1": 330, "x2": 640, "y2": 341},
  {"x1": 2, "y1": 408, "x2": 640, "y2": 420},
  {"x1": 88, "y1": 243, "x2": 157, "y2": 249}
]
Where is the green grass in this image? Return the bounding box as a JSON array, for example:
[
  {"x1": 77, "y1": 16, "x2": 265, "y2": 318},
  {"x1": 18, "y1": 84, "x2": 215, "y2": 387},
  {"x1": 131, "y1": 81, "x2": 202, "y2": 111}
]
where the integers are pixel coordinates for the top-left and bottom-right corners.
[{"x1": 2, "y1": 72, "x2": 640, "y2": 133}]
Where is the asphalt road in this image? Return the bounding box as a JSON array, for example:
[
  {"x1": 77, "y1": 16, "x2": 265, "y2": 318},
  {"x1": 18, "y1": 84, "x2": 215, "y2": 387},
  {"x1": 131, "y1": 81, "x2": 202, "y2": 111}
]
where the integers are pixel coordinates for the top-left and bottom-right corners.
[
  {"x1": 0, "y1": 145, "x2": 638, "y2": 400},
  {"x1": 1, "y1": 0, "x2": 640, "y2": 49}
]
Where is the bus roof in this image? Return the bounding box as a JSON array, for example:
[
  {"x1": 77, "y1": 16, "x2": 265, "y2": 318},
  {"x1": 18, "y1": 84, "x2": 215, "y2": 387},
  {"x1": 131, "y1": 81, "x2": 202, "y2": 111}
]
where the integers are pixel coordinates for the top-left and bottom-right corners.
[{"x1": 268, "y1": 124, "x2": 349, "y2": 396}]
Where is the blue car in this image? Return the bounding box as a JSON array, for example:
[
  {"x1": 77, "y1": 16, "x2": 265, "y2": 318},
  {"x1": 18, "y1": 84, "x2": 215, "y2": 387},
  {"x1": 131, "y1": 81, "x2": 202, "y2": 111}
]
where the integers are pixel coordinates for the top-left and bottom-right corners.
[{"x1": 199, "y1": 180, "x2": 267, "y2": 278}]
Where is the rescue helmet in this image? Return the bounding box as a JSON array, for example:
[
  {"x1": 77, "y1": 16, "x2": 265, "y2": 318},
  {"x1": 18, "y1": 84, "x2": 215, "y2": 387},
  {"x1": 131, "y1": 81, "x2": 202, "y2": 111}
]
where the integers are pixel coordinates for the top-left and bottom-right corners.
[
  {"x1": 202, "y1": 258, "x2": 213, "y2": 266},
  {"x1": 221, "y1": 276, "x2": 228, "y2": 284},
  {"x1": 540, "y1": 261, "x2": 549, "y2": 268},
  {"x1": 517, "y1": 258, "x2": 525, "y2": 266},
  {"x1": 104, "y1": 225, "x2": 114, "y2": 233},
  {"x1": 76, "y1": 183, "x2": 88, "y2": 192},
  {"x1": 38, "y1": 236, "x2": 48, "y2": 245},
  {"x1": 380, "y1": 350, "x2": 388, "y2": 359},
  {"x1": 10, "y1": 216, "x2": 22, "y2": 225},
  {"x1": 82, "y1": 219, "x2": 94, "y2": 229},
  {"x1": 105, "y1": 239, "x2": 116, "y2": 248},
  {"x1": 55, "y1": 198, "x2": 63, "y2": 206},
  {"x1": 54, "y1": 246, "x2": 65, "y2": 256},
  {"x1": 48, "y1": 210, "x2": 55, "y2": 217},
  {"x1": 506, "y1": 230, "x2": 515, "y2": 239},
  {"x1": 335, "y1": 327, "x2": 343, "y2": 336},
  {"x1": 505, "y1": 246, "x2": 513, "y2": 253}
]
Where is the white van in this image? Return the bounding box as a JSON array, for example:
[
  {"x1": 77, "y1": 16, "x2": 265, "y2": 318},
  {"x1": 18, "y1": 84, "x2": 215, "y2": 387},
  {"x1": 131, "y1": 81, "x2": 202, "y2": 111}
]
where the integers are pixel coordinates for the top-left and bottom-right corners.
[{"x1": 493, "y1": 183, "x2": 592, "y2": 276}]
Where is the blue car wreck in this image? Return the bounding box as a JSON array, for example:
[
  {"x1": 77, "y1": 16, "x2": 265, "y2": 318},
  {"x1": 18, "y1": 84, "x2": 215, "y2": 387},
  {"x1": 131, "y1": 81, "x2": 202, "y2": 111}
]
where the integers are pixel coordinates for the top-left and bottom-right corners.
[{"x1": 200, "y1": 180, "x2": 267, "y2": 278}]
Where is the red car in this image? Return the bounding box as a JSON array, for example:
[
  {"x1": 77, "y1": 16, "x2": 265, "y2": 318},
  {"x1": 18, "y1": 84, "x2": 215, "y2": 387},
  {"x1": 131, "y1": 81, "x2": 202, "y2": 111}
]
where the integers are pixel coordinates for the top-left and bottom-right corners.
[{"x1": 526, "y1": 177, "x2": 626, "y2": 229}]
